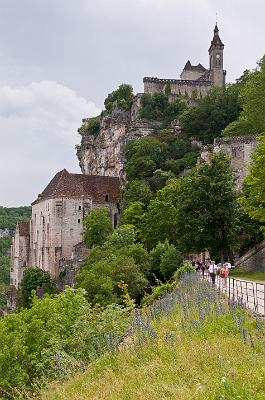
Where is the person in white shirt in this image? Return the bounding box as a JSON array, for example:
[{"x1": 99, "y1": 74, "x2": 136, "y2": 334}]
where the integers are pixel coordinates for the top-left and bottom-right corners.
[{"x1": 208, "y1": 260, "x2": 217, "y2": 285}]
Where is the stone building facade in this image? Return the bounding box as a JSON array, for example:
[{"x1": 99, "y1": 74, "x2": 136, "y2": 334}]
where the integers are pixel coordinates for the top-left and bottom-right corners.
[
  {"x1": 10, "y1": 169, "x2": 121, "y2": 288},
  {"x1": 143, "y1": 24, "x2": 226, "y2": 98}
]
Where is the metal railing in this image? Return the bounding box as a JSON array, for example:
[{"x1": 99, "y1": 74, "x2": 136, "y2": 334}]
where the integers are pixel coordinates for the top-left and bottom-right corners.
[{"x1": 203, "y1": 273, "x2": 265, "y2": 316}]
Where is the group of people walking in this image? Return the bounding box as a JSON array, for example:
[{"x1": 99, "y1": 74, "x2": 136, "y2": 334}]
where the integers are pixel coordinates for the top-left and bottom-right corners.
[{"x1": 192, "y1": 260, "x2": 230, "y2": 286}]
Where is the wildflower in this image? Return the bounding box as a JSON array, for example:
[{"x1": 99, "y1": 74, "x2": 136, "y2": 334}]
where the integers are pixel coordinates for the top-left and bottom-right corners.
[
  {"x1": 221, "y1": 376, "x2": 226, "y2": 383},
  {"x1": 229, "y1": 370, "x2": 235, "y2": 377}
]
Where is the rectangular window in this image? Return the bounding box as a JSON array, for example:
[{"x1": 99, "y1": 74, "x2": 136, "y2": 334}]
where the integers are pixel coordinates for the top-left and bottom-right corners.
[{"x1": 78, "y1": 219, "x2": 81, "y2": 224}]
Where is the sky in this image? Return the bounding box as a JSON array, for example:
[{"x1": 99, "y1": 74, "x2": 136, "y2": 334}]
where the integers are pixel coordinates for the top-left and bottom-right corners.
[{"x1": 0, "y1": 0, "x2": 264, "y2": 206}]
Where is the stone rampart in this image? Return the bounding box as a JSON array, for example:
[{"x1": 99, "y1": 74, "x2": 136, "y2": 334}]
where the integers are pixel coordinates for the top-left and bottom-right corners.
[{"x1": 236, "y1": 239, "x2": 265, "y2": 273}]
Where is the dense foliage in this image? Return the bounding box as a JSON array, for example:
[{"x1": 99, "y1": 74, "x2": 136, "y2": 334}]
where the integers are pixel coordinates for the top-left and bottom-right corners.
[
  {"x1": 0, "y1": 206, "x2": 31, "y2": 231},
  {"x1": 83, "y1": 208, "x2": 113, "y2": 247},
  {"x1": 0, "y1": 288, "x2": 128, "y2": 398},
  {"x1": 241, "y1": 133, "x2": 265, "y2": 230},
  {"x1": 77, "y1": 224, "x2": 149, "y2": 306},
  {"x1": 78, "y1": 117, "x2": 100, "y2": 137},
  {"x1": 104, "y1": 84, "x2": 134, "y2": 113},
  {"x1": 139, "y1": 92, "x2": 187, "y2": 122},
  {"x1": 124, "y1": 133, "x2": 200, "y2": 187},
  {"x1": 223, "y1": 56, "x2": 265, "y2": 136},
  {"x1": 180, "y1": 85, "x2": 242, "y2": 143},
  {"x1": 18, "y1": 268, "x2": 58, "y2": 308}
]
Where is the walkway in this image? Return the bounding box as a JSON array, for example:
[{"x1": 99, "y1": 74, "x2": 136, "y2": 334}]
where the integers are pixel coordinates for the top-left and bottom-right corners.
[{"x1": 204, "y1": 273, "x2": 265, "y2": 316}]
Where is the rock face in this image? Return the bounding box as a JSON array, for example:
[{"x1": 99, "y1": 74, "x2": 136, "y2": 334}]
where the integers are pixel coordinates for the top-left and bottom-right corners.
[
  {"x1": 77, "y1": 96, "x2": 164, "y2": 180},
  {"x1": 200, "y1": 135, "x2": 258, "y2": 189}
]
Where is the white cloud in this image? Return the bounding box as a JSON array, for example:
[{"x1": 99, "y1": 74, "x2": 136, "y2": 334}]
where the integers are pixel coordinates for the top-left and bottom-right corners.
[{"x1": 0, "y1": 80, "x2": 101, "y2": 206}]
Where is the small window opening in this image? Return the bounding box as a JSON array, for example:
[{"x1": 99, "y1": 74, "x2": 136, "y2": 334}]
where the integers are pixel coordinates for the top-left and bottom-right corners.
[
  {"x1": 78, "y1": 218, "x2": 81, "y2": 224},
  {"x1": 78, "y1": 205, "x2": 82, "y2": 211},
  {"x1": 105, "y1": 194, "x2": 109, "y2": 202}
]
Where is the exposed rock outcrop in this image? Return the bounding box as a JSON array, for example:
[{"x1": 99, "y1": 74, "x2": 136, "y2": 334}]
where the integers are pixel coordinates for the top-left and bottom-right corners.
[{"x1": 77, "y1": 97, "x2": 168, "y2": 180}]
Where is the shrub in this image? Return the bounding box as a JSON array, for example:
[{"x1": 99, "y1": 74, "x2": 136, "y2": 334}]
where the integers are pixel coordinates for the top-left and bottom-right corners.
[
  {"x1": 104, "y1": 84, "x2": 134, "y2": 113},
  {"x1": 141, "y1": 282, "x2": 174, "y2": 305},
  {"x1": 18, "y1": 268, "x2": 57, "y2": 308},
  {"x1": 78, "y1": 117, "x2": 100, "y2": 137},
  {"x1": 174, "y1": 263, "x2": 195, "y2": 282}
]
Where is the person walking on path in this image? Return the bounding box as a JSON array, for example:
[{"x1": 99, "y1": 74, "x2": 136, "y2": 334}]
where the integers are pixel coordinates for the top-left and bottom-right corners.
[
  {"x1": 208, "y1": 260, "x2": 217, "y2": 285},
  {"x1": 220, "y1": 263, "x2": 230, "y2": 289}
]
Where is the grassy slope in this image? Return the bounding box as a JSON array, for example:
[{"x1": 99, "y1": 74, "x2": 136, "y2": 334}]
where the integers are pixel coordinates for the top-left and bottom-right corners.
[
  {"x1": 229, "y1": 270, "x2": 265, "y2": 282},
  {"x1": 43, "y1": 285, "x2": 265, "y2": 400}
]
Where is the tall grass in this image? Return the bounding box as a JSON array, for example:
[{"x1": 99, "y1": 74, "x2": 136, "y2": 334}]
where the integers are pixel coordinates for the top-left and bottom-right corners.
[{"x1": 42, "y1": 274, "x2": 265, "y2": 400}]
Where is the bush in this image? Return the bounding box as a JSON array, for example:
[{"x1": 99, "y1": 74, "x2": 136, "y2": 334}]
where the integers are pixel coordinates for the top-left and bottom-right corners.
[
  {"x1": 78, "y1": 117, "x2": 100, "y2": 137},
  {"x1": 0, "y1": 288, "x2": 129, "y2": 397},
  {"x1": 18, "y1": 268, "x2": 57, "y2": 308},
  {"x1": 141, "y1": 282, "x2": 174, "y2": 305},
  {"x1": 174, "y1": 263, "x2": 195, "y2": 282},
  {"x1": 104, "y1": 84, "x2": 134, "y2": 113},
  {"x1": 139, "y1": 93, "x2": 186, "y2": 122}
]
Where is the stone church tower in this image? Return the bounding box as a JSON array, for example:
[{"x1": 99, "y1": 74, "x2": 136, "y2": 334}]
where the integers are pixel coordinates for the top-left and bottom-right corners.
[{"x1": 209, "y1": 24, "x2": 226, "y2": 87}]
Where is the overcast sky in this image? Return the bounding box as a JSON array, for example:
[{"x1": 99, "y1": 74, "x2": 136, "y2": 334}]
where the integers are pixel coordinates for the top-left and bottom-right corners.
[{"x1": 0, "y1": 0, "x2": 264, "y2": 206}]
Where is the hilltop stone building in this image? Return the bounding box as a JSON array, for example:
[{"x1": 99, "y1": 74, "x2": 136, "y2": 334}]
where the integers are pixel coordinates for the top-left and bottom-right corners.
[
  {"x1": 143, "y1": 24, "x2": 226, "y2": 98},
  {"x1": 10, "y1": 170, "x2": 120, "y2": 288}
]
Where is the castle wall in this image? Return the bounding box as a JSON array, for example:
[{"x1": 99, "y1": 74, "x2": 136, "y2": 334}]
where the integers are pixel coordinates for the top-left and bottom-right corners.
[
  {"x1": 235, "y1": 239, "x2": 265, "y2": 273},
  {"x1": 143, "y1": 79, "x2": 212, "y2": 99},
  {"x1": 10, "y1": 229, "x2": 30, "y2": 288}
]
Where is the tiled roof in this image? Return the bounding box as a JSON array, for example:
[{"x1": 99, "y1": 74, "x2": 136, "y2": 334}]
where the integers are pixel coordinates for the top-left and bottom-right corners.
[
  {"x1": 183, "y1": 61, "x2": 206, "y2": 72},
  {"x1": 17, "y1": 221, "x2": 30, "y2": 236},
  {"x1": 32, "y1": 169, "x2": 121, "y2": 204}
]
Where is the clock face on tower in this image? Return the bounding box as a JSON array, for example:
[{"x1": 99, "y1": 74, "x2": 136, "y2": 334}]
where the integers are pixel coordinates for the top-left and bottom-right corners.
[{"x1": 216, "y1": 54, "x2": 221, "y2": 59}]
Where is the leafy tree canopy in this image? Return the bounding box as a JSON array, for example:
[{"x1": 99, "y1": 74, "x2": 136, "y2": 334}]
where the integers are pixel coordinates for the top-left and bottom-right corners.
[
  {"x1": 83, "y1": 208, "x2": 113, "y2": 248},
  {"x1": 19, "y1": 268, "x2": 57, "y2": 308},
  {"x1": 223, "y1": 56, "x2": 265, "y2": 136},
  {"x1": 78, "y1": 117, "x2": 100, "y2": 137},
  {"x1": 104, "y1": 84, "x2": 134, "y2": 113},
  {"x1": 180, "y1": 85, "x2": 242, "y2": 144},
  {"x1": 241, "y1": 133, "x2": 265, "y2": 230},
  {"x1": 139, "y1": 92, "x2": 187, "y2": 122}
]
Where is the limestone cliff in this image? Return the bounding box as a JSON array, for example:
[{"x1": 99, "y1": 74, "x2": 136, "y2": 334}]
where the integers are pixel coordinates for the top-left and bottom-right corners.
[{"x1": 77, "y1": 96, "x2": 180, "y2": 180}]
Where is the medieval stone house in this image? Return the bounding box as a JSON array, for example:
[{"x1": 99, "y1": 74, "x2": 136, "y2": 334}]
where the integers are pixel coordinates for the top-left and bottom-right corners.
[
  {"x1": 10, "y1": 169, "x2": 120, "y2": 288},
  {"x1": 143, "y1": 24, "x2": 225, "y2": 98}
]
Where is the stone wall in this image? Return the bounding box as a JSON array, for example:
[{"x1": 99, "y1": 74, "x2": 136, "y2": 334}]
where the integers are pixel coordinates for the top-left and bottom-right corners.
[
  {"x1": 236, "y1": 239, "x2": 265, "y2": 273},
  {"x1": 200, "y1": 135, "x2": 258, "y2": 189},
  {"x1": 143, "y1": 78, "x2": 212, "y2": 99}
]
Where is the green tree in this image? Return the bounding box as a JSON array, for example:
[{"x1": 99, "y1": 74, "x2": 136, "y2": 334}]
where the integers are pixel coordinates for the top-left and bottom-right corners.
[
  {"x1": 104, "y1": 84, "x2": 134, "y2": 113},
  {"x1": 83, "y1": 208, "x2": 113, "y2": 247},
  {"x1": 19, "y1": 268, "x2": 57, "y2": 308},
  {"x1": 241, "y1": 134, "x2": 265, "y2": 229},
  {"x1": 76, "y1": 254, "x2": 148, "y2": 306},
  {"x1": 122, "y1": 201, "x2": 145, "y2": 231},
  {"x1": 223, "y1": 56, "x2": 265, "y2": 136},
  {"x1": 175, "y1": 153, "x2": 239, "y2": 260},
  {"x1": 180, "y1": 85, "x2": 242, "y2": 143},
  {"x1": 122, "y1": 180, "x2": 153, "y2": 207},
  {"x1": 106, "y1": 225, "x2": 136, "y2": 248}
]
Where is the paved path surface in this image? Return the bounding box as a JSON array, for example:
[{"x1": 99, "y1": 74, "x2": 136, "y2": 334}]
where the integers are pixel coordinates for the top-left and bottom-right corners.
[{"x1": 204, "y1": 273, "x2": 265, "y2": 316}]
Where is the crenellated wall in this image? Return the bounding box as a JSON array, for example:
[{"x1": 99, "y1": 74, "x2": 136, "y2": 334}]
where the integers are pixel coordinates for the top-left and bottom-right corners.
[{"x1": 143, "y1": 77, "x2": 212, "y2": 98}]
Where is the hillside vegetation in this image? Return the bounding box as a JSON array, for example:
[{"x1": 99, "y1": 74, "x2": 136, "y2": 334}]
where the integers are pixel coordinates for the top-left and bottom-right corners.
[{"x1": 42, "y1": 275, "x2": 265, "y2": 400}]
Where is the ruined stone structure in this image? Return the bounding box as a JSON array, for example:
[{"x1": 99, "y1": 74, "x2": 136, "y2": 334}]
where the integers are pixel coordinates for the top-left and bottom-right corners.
[
  {"x1": 200, "y1": 135, "x2": 258, "y2": 189},
  {"x1": 143, "y1": 24, "x2": 226, "y2": 98},
  {"x1": 10, "y1": 170, "x2": 120, "y2": 288},
  {"x1": 235, "y1": 239, "x2": 265, "y2": 273},
  {"x1": 10, "y1": 222, "x2": 30, "y2": 288}
]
